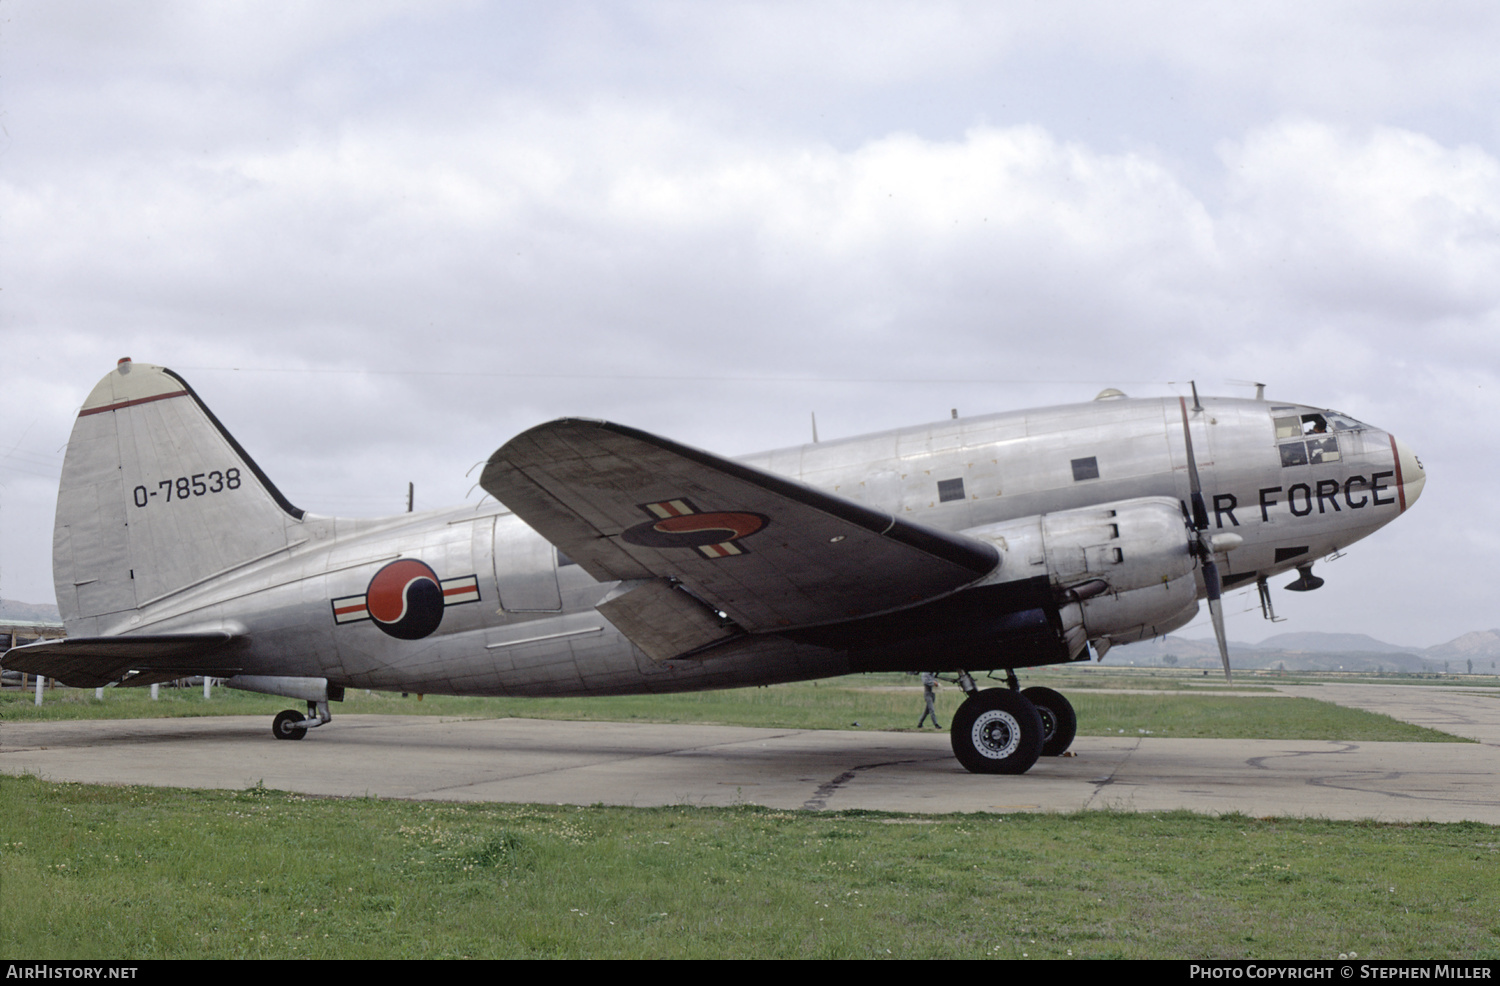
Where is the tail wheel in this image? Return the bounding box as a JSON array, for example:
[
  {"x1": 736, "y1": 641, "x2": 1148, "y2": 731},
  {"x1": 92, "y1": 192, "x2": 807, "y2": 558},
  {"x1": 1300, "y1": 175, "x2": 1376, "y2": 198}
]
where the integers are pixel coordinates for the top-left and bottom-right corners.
[
  {"x1": 1021, "y1": 686, "x2": 1077, "y2": 757},
  {"x1": 272, "y1": 709, "x2": 307, "y2": 741},
  {"x1": 950, "y1": 688, "x2": 1043, "y2": 774}
]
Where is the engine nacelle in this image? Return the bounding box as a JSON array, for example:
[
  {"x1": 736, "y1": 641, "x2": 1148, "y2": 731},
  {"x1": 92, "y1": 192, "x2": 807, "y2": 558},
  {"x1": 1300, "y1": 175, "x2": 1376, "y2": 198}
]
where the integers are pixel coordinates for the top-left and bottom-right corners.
[{"x1": 962, "y1": 496, "x2": 1200, "y2": 653}]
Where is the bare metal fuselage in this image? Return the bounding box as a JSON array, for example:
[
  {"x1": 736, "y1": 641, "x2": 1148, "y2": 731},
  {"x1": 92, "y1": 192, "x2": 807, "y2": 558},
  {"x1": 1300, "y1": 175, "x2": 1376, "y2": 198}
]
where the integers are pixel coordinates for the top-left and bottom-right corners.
[{"x1": 101, "y1": 394, "x2": 1420, "y2": 697}]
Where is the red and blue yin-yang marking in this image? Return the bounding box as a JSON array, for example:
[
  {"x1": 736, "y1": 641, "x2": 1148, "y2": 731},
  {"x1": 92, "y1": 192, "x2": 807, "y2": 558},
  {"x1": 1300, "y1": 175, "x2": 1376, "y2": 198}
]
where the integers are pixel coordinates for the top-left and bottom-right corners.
[
  {"x1": 620, "y1": 498, "x2": 769, "y2": 558},
  {"x1": 364, "y1": 559, "x2": 445, "y2": 639},
  {"x1": 331, "y1": 560, "x2": 480, "y2": 639}
]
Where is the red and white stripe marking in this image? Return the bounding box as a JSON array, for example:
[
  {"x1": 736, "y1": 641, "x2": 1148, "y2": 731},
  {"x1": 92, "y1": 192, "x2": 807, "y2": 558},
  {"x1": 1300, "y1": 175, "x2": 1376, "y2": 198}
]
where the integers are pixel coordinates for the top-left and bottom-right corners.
[
  {"x1": 440, "y1": 575, "x2": 480, "y2": 605},
  {"x1": 332, "y1": 573, "x2": 480, "y2": 625},
  {"x1": 79, "y1": 390, "x2": 190, "y2": 417},
  {"x1": 645, "y1": 499, "x2": 695, "y2": 519}
]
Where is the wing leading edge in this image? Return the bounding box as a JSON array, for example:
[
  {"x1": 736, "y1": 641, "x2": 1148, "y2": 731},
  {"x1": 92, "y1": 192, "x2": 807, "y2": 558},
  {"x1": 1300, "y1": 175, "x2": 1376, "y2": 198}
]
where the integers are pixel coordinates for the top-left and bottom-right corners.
[{"x1": 481, "y1": 419, "x2": 998, "y2": 658}]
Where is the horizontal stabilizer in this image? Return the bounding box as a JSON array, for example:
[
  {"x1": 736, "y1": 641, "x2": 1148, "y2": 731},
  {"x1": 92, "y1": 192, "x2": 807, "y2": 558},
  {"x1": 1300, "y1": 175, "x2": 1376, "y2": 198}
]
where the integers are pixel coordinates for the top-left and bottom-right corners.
[
  {"x1": 481, "y1": 419, "x2": 999, "y2": 635},
  {"x1": 2, "y1": 633, "x2": 243, "y2": 688}
]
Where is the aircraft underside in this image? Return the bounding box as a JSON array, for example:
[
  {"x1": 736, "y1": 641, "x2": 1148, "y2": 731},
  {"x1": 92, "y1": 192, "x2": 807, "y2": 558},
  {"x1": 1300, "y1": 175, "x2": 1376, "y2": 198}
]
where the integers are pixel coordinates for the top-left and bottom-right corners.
[{"x1": 254, "y1": 631, "x2": 1083, "y2": 776}]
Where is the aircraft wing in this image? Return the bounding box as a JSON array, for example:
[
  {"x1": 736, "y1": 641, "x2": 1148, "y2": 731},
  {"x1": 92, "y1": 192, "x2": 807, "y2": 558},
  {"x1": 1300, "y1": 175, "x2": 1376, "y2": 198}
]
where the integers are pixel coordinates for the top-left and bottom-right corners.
[
  {"x1": 481, "y1": 419, "x2": 998, "y2": 654},
  {"x1": 2, "y1": 633, "x2": 243, "y2": 688}
]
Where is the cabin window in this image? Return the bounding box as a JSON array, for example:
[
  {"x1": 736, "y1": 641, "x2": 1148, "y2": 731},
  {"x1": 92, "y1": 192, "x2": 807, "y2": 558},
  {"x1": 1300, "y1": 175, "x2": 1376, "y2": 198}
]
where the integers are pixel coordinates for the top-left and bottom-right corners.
[
  {"x1": 1279, "y1": 442, "x2": 1309, "y2": 467},
  {"x1": 1071, "y1": 457, "x2": 1099, "y2": 481},
  {"x1": 937, "y1": 478, "x2": 965, "y2": 502},
  {"x1": 1273, "y1": 414, "x2": 1302, "y2": 439}
]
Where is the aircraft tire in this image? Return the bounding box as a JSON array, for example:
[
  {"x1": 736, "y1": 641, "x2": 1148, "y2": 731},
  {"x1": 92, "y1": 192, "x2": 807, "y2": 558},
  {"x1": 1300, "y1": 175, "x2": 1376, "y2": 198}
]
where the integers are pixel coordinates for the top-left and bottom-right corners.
[
  {"x1": 1021, "y1": 686, "x2": 1077, "y2": 757},
  {"x1": 272, "y1": 709, "x2": 307, "y2": 741},
  {"x1": 950, "y1": 688, "x2": 1043, "y2": 775}
]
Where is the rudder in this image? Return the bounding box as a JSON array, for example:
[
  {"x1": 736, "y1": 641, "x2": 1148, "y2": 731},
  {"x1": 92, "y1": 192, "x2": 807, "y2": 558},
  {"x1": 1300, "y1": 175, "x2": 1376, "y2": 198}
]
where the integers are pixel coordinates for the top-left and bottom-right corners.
[{"x1": 53, "y1": 359, "x2": 304, "y2": 635}]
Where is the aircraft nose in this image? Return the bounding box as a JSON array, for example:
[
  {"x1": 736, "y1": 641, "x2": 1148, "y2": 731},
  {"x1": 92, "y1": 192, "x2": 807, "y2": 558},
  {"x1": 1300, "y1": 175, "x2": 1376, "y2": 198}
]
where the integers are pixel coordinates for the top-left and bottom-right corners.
[{"x1": 1393, "y1": 435, "x2": 1425, "y2": 508}]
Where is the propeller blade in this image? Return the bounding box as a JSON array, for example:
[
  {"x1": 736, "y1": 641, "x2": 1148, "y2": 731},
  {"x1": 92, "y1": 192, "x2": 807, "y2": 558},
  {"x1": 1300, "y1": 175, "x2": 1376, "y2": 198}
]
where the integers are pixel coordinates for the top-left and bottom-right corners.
[
  {"x1": 1180, "y1": 395, "x2": 1232, "y2": 682},
  {"x1": 1179, "y1": 397, "x2": 1210, "y2": 529},
  {"x1": 1202, "y1": 553, "x2": 1232, "y2": 683}
]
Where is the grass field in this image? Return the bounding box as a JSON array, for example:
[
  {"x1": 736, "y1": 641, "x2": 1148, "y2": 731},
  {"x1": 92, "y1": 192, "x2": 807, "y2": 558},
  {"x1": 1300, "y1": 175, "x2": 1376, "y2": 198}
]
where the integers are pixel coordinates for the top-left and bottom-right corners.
[
  {"x1": 1052, "y1": 667, "x2": 1500, "y2": 690},
  {"x1": 5, "y1": 670, "x2": 1490, "y2": 959},
  {"x1": 3, "y1": 776, "x2": 1496, "y2": 960},
  {"x1": 0, "y1": 673, "x2": 1471, "y2": 743}
]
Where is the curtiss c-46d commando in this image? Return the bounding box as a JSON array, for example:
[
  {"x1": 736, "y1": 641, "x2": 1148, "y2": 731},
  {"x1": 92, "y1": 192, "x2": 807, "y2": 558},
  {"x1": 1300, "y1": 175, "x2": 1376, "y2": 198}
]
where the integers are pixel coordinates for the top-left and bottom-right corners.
[{"x1": 6, "y1": 360, "x2": 1425, "y2": 773}]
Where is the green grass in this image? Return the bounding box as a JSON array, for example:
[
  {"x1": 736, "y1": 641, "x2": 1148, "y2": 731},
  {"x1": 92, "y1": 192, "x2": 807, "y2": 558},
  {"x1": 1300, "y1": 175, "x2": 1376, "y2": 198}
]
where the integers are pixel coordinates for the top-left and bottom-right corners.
[
  {"x1": 2, "y1": 776, "x2": 1494, "y2": 960},
  {"x1": 2, "y1": 674, "x2": 1486, "y2": 958},
  {"x1": 1020, "y1": 665, "x2": 1283, "y2": 689},
  {"x1": 1066, "y1": 693, "x2": 1468, "y2": 742},
  {"x1": 1040, "y1": 667, "x2": 1500, "y2": 689},
  {"x1": 2, "y1": 675, "x2": 1468, "y2": 743},
  {"x1": 1, "y1": 684, "x2": 297, "y2": 721}
]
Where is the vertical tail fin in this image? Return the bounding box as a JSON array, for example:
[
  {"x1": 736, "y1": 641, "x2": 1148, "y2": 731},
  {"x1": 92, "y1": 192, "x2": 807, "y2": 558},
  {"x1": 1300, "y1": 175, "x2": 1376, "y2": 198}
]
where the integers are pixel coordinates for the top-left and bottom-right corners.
[{"x1": 53, "y1": 359, "x2": 304, "y2": 635}]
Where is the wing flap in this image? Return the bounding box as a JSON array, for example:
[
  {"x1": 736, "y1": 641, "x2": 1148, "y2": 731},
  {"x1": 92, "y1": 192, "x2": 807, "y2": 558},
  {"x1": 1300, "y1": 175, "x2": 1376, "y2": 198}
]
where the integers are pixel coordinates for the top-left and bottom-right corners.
[
  {"x1": 2, "y1": 633, "x2": 243, "y2": 688},
  {"x1": 595, "y1": 578, "x2": 741, "y2": 662},
  {"x1": 481, "y1": 419, "x2": 998, "y2": 634}
]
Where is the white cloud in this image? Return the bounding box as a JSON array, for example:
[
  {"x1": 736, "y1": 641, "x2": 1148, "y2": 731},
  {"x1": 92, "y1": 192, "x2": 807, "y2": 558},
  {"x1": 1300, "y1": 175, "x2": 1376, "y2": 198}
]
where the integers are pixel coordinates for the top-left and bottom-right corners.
[
  {"x1": 3, "y1": 3, "x2": 1498, "y2": 646},
  {"x1": 1220, "y1": 122, "x2": 1500, "y2": 325},
  {"x1": 11, "y1": 0, "x2": 445, "y2": 79}
]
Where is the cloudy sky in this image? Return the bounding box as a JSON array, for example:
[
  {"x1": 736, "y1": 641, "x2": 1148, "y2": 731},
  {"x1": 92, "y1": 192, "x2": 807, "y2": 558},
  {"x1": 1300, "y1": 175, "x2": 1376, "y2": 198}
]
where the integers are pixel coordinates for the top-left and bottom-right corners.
[{"x1": 3, "y1": 1, "x2": 1497, "y2": 649}]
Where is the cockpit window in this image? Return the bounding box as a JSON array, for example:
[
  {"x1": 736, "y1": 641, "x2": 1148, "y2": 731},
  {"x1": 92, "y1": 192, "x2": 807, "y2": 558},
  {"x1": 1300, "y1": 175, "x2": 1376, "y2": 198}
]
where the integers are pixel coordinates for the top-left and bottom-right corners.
[
  {"x1": 1271, "y1": 404, "x2": 1366, "y2": 468},
  {"x1": 1307, "y1": 436, "x2": 1340, "y2": 463},
  {"x1": 1274, "y1": 407, "x2": 1367, "y2": 436},
  {"x1": 1322, "y1": 412, "x2": 1365, "y2": 432},
  {"x1": 1274, "y1": 409, "x2": 1342, "y2": 467},
  {"x1": 1280, "y1": 432, "x2": 1341, "y2": 467}
]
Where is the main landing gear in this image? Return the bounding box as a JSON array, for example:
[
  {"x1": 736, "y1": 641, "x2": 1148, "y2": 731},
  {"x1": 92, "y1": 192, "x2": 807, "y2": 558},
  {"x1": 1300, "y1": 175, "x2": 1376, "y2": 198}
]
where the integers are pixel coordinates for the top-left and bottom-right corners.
[
  {"x1": 1021, "y1": 685, "x2": 1078, "y2": 759},
  {"x1": 271, "y1": 701, "x2": 332, "y2": 741},
  {"x1": 949, "y1": 672, "x2": 1077, "y2": 774}
]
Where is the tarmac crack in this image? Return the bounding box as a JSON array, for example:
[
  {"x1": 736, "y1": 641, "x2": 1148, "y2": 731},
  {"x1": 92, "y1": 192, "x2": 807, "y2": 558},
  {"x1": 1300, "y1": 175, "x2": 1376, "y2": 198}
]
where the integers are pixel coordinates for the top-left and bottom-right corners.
[
  {"x1": 1246, "y1": 741, "x2": 1360, "y2": 770},
  {"x1": 802, "y1": 758, "x2": 938, "y2": 811},
  {"x1": 1304, "y1": 768, "x2": 1498, "y2": 806},
  {"x1": 1082, "y1": 737, "x2": 1140, "y2": 810}
]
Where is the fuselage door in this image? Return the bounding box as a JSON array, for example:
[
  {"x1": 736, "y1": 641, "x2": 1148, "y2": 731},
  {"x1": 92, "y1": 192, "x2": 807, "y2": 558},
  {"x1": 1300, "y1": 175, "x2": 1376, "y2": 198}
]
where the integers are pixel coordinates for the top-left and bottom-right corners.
[{"x1": 492, "y1": 514, "x2": 563, "y2": 612}]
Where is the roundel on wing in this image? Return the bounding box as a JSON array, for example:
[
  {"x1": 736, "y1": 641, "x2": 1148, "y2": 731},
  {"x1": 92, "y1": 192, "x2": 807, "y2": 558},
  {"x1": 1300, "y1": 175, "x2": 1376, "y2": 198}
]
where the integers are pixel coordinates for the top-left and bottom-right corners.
[
  {"x1": 365, "y1": 559, "x2": 445, "y2": 640},
  {"x1": 621, "y1": 511, "x2": 768, "y2": 548}
]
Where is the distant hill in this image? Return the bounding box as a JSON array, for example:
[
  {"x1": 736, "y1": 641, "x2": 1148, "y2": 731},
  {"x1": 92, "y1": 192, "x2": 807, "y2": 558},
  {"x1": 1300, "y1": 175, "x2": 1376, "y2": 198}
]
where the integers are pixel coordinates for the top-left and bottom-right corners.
[
  {"x1": 1252, "y1": 631, "x2": 1412, "y2": 654},
  {"x1": 1125, "y1": 628, "x2": 1499, "y2": 673},
  {"x1": 1424, "y1": 630, "x2": 1500, "y2": 661},
  {"x1": 0, "y1": 598, "x2": 61, "y2": 622}
]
